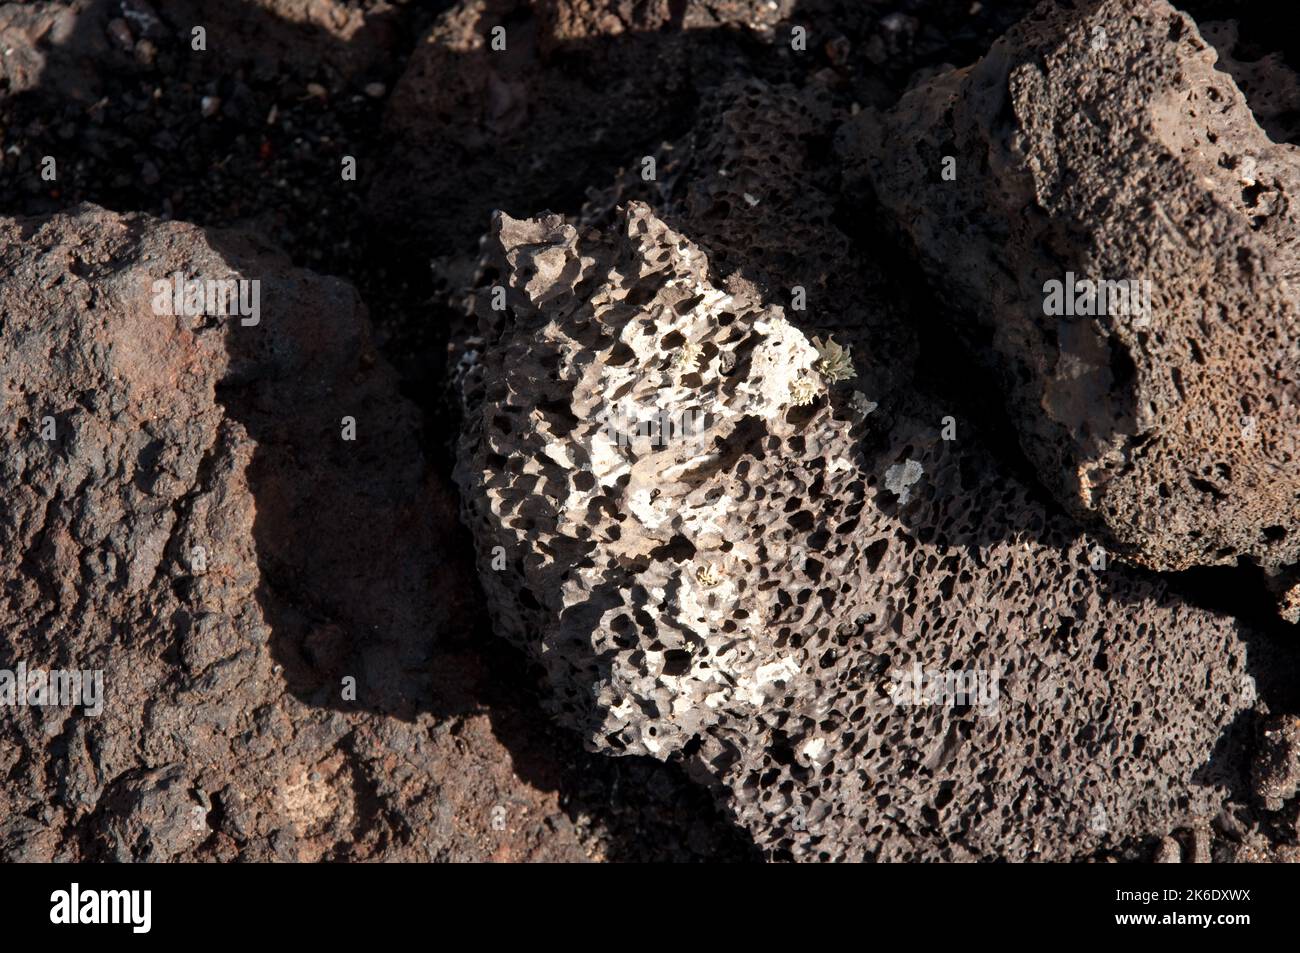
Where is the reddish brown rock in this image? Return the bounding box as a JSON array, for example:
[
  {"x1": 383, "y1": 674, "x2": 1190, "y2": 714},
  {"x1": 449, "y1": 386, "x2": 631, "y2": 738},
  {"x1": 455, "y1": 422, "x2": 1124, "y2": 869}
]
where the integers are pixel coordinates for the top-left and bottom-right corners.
[
  {"x1": 0, "y1": 204, "x2": 589, "y2": 862},
  {"x1": 0, "y1": 1, "x2": 105, "y2": 100}
]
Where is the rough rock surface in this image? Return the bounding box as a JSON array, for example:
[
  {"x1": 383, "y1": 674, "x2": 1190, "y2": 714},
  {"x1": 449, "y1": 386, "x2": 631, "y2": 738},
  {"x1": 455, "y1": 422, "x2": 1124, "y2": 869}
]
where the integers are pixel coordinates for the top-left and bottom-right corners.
[
  {"x1": 0, "y1": 204, "x2": 592, "y2": 862},
  {"x1": 372, "y1": 0, "x2": 792, "y2": 255},
  {"x1": 161, "y1": 0, "x2": 402, "y2": 82},
  {"x1": 1253, "y1": 714, "x2": 1300, "y2": 812},
  {"x1": 8, "y1": 0, "x2": 1300, "y2": 867},
  {"x1": 845, "y1": 0, "x2": 1300, "y2": 584},
  {"x1": 0, "y1": 0, "x2": 401, "y2": 95},
  {"x1": 580, "y1": 78, "x2": 918, "y2": 397},
  {"x1": 455, "y1": 192, "x2": 1279, "y2": 860}
]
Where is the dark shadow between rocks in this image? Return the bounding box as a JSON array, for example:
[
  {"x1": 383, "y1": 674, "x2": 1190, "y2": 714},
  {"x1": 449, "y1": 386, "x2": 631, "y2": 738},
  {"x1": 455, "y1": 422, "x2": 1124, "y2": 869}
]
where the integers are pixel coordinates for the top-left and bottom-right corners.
[{"x1": 1179, "y1": 0, "x2": 1300, "y2": 146}]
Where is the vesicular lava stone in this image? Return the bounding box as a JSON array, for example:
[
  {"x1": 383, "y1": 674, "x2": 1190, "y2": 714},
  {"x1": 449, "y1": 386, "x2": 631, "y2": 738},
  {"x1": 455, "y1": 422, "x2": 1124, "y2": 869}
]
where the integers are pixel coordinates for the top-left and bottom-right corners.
[
  {"x1": 456, "y1": 190, "x2": 1276, "y2": 860},
  {"x1": 846, "y1": 0, "x2": 1300, "y2": 594}
]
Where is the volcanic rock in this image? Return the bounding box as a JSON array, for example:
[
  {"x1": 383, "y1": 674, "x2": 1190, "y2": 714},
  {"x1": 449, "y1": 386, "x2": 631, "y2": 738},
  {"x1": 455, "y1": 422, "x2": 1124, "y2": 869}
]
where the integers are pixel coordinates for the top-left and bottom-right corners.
[
  {"x1": 1253, "y1": 714, "x2": 1300, "y2": 812},
  {"x1": 0, "y1": 204, "x2": 588, "y2": 862},
  {"x1": 845, "y1": 0, "x2": 1300, "y2": 585},
  {"x1": 454, "y1": 192, "x2": 1271, "y2": 860}
]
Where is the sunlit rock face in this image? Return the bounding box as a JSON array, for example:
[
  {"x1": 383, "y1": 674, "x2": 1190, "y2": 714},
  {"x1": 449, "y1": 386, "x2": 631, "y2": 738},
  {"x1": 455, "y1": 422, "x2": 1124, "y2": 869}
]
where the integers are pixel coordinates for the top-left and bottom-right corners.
[{"x1": 456, "y1": 201, "x2": 1262, "y2": 861}]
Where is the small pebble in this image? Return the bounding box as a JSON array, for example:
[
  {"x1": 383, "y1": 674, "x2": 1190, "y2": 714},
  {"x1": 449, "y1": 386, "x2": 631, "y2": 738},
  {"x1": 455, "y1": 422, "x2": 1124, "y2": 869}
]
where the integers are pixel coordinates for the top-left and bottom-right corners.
[
  {"x1": 364, "y1": 82, "x2": 386, "y2": 99},
  {"x1": 200, "y1": 95, "x2": 221, "y2": 118},
  {"x1": 106, "y1": 18, "x2": 134, "y2": 52}
]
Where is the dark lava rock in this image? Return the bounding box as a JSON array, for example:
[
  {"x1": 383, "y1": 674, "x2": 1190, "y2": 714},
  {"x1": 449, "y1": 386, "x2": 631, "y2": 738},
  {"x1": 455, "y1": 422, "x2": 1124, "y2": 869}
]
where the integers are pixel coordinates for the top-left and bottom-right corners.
[
  {"x1": 1253, "y1": 714, "x2": 1300, "y2": 812},
  {"x1": 845, "y1": 0, "x2": 1300, "y2": 589}
]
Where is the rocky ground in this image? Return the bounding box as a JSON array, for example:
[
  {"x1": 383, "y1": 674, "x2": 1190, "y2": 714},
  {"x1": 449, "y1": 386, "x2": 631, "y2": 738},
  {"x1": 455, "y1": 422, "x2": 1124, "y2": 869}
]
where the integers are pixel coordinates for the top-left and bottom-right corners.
[{"x1": 1, "y1": 0, "x2": 1298, "y2": 862}]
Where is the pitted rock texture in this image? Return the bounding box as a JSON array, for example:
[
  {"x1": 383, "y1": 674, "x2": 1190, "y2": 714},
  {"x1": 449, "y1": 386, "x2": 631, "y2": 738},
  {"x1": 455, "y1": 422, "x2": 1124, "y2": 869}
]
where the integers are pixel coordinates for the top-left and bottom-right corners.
[
  {"x1": 581, "y1": 78, "x2": 918, "y2": 397},
  {"x1": 845, "y1": 0, "x2": 1300, "y2": 583},
  {"x1": 0, "y1": 204, "x2": 590, "y2": 862},
  {"x1": 457, "y1": 202, "x2": 866, "y2": 757},
  {"x1": 1200, "y1": 18, "x2": 1300, "y2": 146},
  {"x1": 456, "y1": 200, "x2": 1278, "y2": 861},
  {"x1": 372, "y1": 0, "x2": 791, "y2": 255},
  {"x1": 1201, "y1": 17, "x2": 1300, "y2": 146}
]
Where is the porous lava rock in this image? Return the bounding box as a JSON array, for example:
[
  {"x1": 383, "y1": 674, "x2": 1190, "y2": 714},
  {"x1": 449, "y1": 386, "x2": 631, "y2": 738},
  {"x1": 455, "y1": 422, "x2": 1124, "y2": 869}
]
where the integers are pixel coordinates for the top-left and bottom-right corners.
[
  {"x1": 1199, "y1": 18, "x2": 1300, "y2": 145},
  {"x1": 845, "y1": 0, "x2": 1300, "y2": 585},
  {"x1": 0, "y1": 204, "x2": 590, "y2": 862},
  {"x1": 455, "y1": 193, "x2": 1274, "y2": 860}
]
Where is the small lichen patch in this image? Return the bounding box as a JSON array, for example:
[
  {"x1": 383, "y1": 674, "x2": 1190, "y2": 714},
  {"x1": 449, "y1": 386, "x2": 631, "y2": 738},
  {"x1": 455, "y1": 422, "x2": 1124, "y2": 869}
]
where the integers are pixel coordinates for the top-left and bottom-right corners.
[
  {"x1": 789, "y1": 376, "x2": 817, "y2": 406},
  {"x1": 674, "y1": 340, "x2": 703, "y2": 371},
  {"x1": 812, "y1": 334, "x2": 856, "y2": 383},
  {"x1": 850, "y1": 391, "x2": 879, "y2": 418},
  {"x1": 884, "y1": 458, "x2": 924, "y2": 503}
]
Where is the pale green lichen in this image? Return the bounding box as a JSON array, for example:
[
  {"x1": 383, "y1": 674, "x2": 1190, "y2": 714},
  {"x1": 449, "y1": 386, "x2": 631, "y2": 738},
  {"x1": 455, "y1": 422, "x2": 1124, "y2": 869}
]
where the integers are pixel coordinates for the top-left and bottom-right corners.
[
  {"x1": 789, "y1": 376, "x2": 818, "y2": 406},
  {"x1": 884, "y1": 459, "x2": 924, "y2": 504},
  {"x1": 674, "y1": 341, "x2": 703, "y2": 371},
  {"x1": 812, "y1": 335, "x2": 855, "y2": 383}
]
